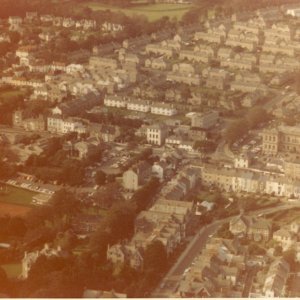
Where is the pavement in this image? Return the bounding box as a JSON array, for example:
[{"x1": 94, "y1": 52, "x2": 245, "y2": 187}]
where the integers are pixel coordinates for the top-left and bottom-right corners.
[{"x1": 151, "y1": 202, "x2": 300, "y2": 298}]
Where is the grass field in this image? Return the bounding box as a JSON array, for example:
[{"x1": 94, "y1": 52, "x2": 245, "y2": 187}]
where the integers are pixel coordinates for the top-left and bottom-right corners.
[
  {"x1": 1, "y1": 263, "x2": 22, "y2": 279},
  {"x1": 82, "y1": 2, "x2": 193, "y2": 21},
  {"x1": 0, "y1": 89, "x2": 26, "y2": 103},
  {"x1": 0, "y1": 185, "x2": 37, "y2": 207},
  {"x1": 0, "y1": 202, "x2": 32, "y2": 217}
]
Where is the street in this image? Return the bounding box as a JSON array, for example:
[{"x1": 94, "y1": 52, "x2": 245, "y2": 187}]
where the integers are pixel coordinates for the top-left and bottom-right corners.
[{"x1": 152, "y1": 201, "x2": 300, "y2": 298}]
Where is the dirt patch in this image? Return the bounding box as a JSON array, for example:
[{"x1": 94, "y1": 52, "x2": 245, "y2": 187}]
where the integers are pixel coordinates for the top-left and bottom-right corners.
[{"x1": 0, "y1": 202, "x2": 32, "y2": 217}]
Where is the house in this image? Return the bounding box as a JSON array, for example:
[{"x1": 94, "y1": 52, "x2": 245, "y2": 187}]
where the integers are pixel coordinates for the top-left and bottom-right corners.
[
  {"x1": 107, "y1": 243, "x2": 143, "y2": 270},
  {"x1": 145, "y1": 43, "x2": 173, "y2": 58},
  {"x1": 145, "y1": 57, "x2": 168, "y2": 70},
  {"x1": 152, "y1": 161, "x2": 168, "y2": 181},
  {"x1": 263, "y1": 258, "x2": 290, "y2": 297},
  {"x1": 241, "y1": 91, "x2": 263, "y2": 108},
  {"x1": 230, "y1": 214, "x2": 271, "y2": 241},
  {"x1": 286, "y1": 8, "x2": 300, "y2": 17},
  {"x1": 204, "y1": 68, "x2": 231, "y2": 90},
  {"x1": 123, "y1": 161, "x2": 151, "y2": 191},
  {"x1": 190, "y1": 111, "x2": 219, "y2": 129},
  {"x1": 22, "y1": 115, "x2": 46, "y2": 132},
  {"x1": 273, "y1": 228, "x2": 295, "y2": 250},
  {"x1": 89, "y1": 57, "x2": 118, "y2": 70},
  {"x1": 22, "y1": 244, "x2": 66, "y2": 278},
  {"x1": 234, "y1": 153, "x2": 251, "y2": 169},
  {"x1": 8, "y1": 16, "x2": 22, "y2": 31},
  {"x1": 194, "y1": 27, "x2": 226, "y2": 44},
  {"x1": 102, "y1": 22, "x2": 124, "y2": 33},
  {"x1": 83, "y1": 289, "x2": 127, "y2": 298},
  {"x1": 166, "y1": 72, "x2": 201, "y2": 86},
  {"x1": 127, "y1": 99, "x2": 151, "y2": 113},
  {"x1": 74, "y1": 141, "x2": 98, "y2": 159},
  {"x1": 150, "y1": 103, "x2": 177, "y2": 116},
  {"x1": 217, "y1": 47, "x2": 234, "y2": 60},
  {"x1": 104, "y1": 95, "x2": 127, "y2": 108},
  {"x1": 146, "y1": 124, "x2": 168, "y2": 146}
]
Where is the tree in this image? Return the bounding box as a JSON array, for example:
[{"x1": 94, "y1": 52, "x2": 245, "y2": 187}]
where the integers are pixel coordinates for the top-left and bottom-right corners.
[
  {"x1": 248, "y1": 243, "x2": 266, "y2": 256},
  {"x1": 8, "y1": 31, "x2": 21, "y2": 44},
  {"x1": 194, "y1": 140, "x2": 217, "y2": 153},
  {"x1": 144, "y1": 240, "x2": 168, "y2": 274},
  {"x1": 95, "y1": 170, "x2": 106, "y2": 186},
  {"x1": 246, "y1": 107, "x2": 269, "y2": 129},
  {"x1": 283, "y1": 249, "x2": 296, "y2": 267},
  {"x1": 50, "y1": 189, "x2": 80, "y2": 217},
  {"x1": 0, "y1": 267, "x2": 9, "y2": 293},
  {"x1": 94, "y1": 182, "x2": 124, "y2": 209},
  {"x1": 131, "y1": 178, "x2": 160, "y2": 213},
  {"x1": 225, "y1": 119, "x2": 249, "y2": 145}
]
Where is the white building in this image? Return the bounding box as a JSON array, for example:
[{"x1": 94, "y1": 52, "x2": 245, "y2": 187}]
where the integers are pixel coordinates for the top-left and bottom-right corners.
[
  {"x1": 190, "y1": 111, "x2": 219, "y2": 129},
  {"x1": 146, "y1": 124, "x2": 168, "y2": 146},
  {"x1": 104, "y1": 95, "x2": 127, "y2": 108},
  {"x1": 151, "y1": 103, "x2": 177, "y2": 116},
  {"x1": 127, "y1": 99, "x2": 150, "y2": 113}
]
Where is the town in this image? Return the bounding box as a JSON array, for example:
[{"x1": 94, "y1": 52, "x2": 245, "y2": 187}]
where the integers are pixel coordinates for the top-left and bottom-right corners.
[{"x1": 1, "y1": 0, "x2": 300, "y2": 298}]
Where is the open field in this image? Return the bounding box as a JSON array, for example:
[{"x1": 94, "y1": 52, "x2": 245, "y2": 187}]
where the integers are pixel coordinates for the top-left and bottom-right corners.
[
  {"x1": 82, "y1": 2, "x2": 193, "y2": 21},
  {"x1": 0, "y1": 202, "x2": 32, "y2": 217},
  {"x1": 1, "y1": 263, "x2": 22, "y2": 278},
  {"x1": 0, "y1": 185, "x2": 37, "y2": 207},
  {"x1": 0, "y1": 89, "x2": 27, "y2": 103}
]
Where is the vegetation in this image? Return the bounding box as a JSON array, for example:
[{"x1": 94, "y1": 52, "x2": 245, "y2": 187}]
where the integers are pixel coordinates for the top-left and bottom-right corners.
[
  {"x1": 0, "y1": 185, "x2": 37, "y2": 207},
  {"x1": 83, "y1": 2, "x2": 193, "y2": 21},
  {"x1": 225, "y1": 107, "x2": 270, "y2": 145}
]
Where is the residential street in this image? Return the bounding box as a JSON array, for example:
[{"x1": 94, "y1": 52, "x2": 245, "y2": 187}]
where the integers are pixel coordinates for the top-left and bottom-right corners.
[{"x1": 152, "y1": 202, "x2": 300, "y2": 297}]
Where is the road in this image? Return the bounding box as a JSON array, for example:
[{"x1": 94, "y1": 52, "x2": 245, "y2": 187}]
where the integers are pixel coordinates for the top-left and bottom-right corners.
[{"x1": 151, "y1": 202, "x2": 300, "y2": 298}]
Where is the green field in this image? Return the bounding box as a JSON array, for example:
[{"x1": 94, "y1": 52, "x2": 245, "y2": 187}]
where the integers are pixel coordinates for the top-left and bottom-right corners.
[
  {"x1": 0, "y1": 185, "x2": 37, "y2": 207},
  {"x1": 82, "y1": 2, "x2": 193, "y2": 21},
  {"x1": 0, "y1": 89, "x2": 26, "y2": 103},
  {"x1": 1, "y1": 263, "x2": 22, "y2": 279}
]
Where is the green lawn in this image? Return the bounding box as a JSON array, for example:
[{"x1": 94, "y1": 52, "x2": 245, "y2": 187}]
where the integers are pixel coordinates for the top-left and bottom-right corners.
[
  {"x1": 82, "y1": 2, "x2": 193, "y2": 21},
  {"x1": 0, "y1": 185, "x2": 37, "y2": 207},
  {"x1": 1, "y1": 263, "x2": 22, "y2": 279},
  {"x1": 0, "y1": 89, "x2": 27, "y2": 103},
  {"x1": 82, "y1": 207, "x2": 107, "y2": 217}
]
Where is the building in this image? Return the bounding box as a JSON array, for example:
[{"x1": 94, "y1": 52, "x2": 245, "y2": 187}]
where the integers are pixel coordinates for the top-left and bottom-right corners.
[
  {"x1": 229, "y1": 214, "x2": 271, "y2": 241},
  {"x1": 150, "y1": 103, "x2": 177, "y2": 116},
  {"x1": 146, "y1": 124, "x2": 168, "y2": 146},
  {"x1": 122, "y1": 161, "x2": 151, "y2": 191},
  {"x1": 234, "y1": 153, "x2": 251, "y2": 169},
  {"x1": 106, "y1": 243, "x2": 143, "y2": 270},
  {"x1": 22, "y1": 244, "x2": 66, "y2": 278},
  {"x1": 262, "y1": 125, "x2": 300, "y2": 155},
  {"x1": 263, "y1": 258, "x2": 290, "y2": 297},
  {"x1": 104, "y1": 95, "x2": 127, "y2": 108},
  {"x1": 284, "y1": 158, "x2": 300, "y2": 180},
  {"x1": 127, "y1": 99, "x2": 150, "y2": 113},
  {"x1": 190, "y1": 111, "x2": 219, "y2": 129}
]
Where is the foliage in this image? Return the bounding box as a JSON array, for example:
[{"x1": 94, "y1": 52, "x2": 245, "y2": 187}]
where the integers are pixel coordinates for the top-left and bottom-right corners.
[
  {"x1": 130, "y1": 177, "x2": 160, "y2": 213},
  {"x1": 95, "y1": 170, "x2": 106, "y2": 186},
  {"x1": 225, "y1": 107, "x2": 270, "y2": 144}
]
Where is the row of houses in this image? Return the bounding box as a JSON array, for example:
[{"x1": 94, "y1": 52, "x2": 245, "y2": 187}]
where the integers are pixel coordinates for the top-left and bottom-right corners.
[
  {"x1": 104, "y1": 95, "x2": 177, "y2": 116},
  {"x1": 107, "y1": 198, "x2": 195, "y2": 270},
  {"x1": 200, "y1": 162, "x2": 300, "y2": 198},
  {"x1": 177, "y1": 235, "x2": 292, "y2": 298}
]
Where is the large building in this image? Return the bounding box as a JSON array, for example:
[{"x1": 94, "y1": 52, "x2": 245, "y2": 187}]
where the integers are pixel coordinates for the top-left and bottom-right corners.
[
  {"x1": 262, "y1": 125, "x2": 300, "y2": 155},
  {"x1": 190, "y1": 111, "x2": 219, "y2": 129},
  {"x1": 146, "y1": 124, "x2": 168, "y2": 146}
]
